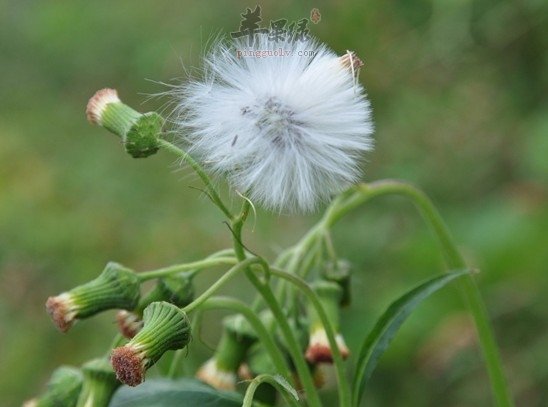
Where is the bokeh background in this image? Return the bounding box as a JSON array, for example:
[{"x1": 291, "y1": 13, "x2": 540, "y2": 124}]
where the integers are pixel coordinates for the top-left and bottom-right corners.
[{"x1": 1, "y1": 0, "x2": 547, "y2": 406}]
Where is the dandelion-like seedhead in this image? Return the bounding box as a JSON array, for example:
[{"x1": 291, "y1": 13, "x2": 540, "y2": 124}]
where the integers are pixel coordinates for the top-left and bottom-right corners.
[{"x1": 173, "y1": 35, "x2": 374, "y2": 213}]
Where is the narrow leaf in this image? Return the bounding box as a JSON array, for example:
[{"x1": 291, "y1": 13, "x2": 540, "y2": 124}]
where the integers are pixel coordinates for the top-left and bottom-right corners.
[{"x1": 352, "y1": 269, "x2": 469, "y2": 406}]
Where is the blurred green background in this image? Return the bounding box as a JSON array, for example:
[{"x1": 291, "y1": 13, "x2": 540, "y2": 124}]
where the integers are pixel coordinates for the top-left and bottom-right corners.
[{"x1": 1, "y1": 0, "x2": 547, "y2": 406}]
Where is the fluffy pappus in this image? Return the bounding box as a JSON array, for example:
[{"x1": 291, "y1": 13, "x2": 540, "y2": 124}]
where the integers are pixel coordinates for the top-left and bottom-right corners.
[{"x1": 173, "y1": 35, "x2": 374, "y2": 213}]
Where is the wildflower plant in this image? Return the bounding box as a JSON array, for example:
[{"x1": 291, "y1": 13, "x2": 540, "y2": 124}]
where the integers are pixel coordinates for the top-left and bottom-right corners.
[{"x1": 33, "y1": 34, "x2": 513, "y2": 407}]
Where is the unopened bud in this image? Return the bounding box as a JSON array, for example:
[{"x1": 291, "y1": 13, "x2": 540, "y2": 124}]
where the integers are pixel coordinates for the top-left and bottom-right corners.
[
  {"x1": 196, "y1": 358, "x2": 238, "y2": 391},
  {"x1": 111, "y1": 301, "x2": 191, "y2": 386},
  {"x1": 157, "y1": 274, "x2": 195, "y2": 307},
  {"x1": 26, "y1": 366, "x2": 82, "y2": 407},
  {"x1": 196, "y1": 314, "x2": 257, "y2": 390},
  {"x1": 116, "y1": 274, "x2": 195, "y2": 339},
  {"x1": 86, "y1": 88, "x2": 162, "y2": 158},
  {"x1": 116, "y1": 310, "x2": 143, "y2": 339},
  {"x1": 76, "y1": 358, "x2": 120, "y2": 407},
  {"x1": 46, "y1": 262, "x2": 140, "y2": 332},
  {"x1": 305, "y1": 281, "x2": 349, "y2": 364}
]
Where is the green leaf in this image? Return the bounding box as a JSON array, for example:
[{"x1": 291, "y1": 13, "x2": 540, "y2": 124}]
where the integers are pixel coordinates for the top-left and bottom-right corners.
[
  {"x1": 109, "y1": 378, "x2": 243, "y2": 407},
  {"x1": 352, "y1": 269, "x2": 470, "y2": 406}
]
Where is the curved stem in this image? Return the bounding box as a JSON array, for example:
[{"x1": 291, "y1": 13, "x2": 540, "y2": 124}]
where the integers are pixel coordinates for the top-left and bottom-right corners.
[
  {"x1": 182, "y1": 257, "x2": 268, "y2": 314},
  {"x1": 158, "y1": 138, "x2": 233, "y2": 219},
  {"x1": 271, "y1": 267, "x2": 352, "y2": 407},
  {"x1": 323, "y1": 180, "x2": 513, "y2": 407},
  {"x1": 138, "y1": 257, "x2": 238, "y2": 281},
  {"x1": 231, "y1": 201, "x2": 322, "y2": 407},
  {"x1": 198, "y1": 296, "x2": 292, "y2": 379},
  {"x1": 275, "y1": 226, "x2": 323, "y2": 304},
  {"x1": 243, "y1": 374, "x2": 301, "y2": 407}
]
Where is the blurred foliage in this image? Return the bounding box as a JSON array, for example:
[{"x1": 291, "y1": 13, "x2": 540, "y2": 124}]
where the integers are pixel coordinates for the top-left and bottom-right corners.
[{"x1": 0, "y1": 0, "x2": 547, "y2": 406}]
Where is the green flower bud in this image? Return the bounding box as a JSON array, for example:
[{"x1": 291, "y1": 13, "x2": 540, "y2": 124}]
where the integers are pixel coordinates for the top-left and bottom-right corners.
[
  {"x1": 46, "y1": 262, "x2": 140, "y2": 332},
  {"x1": 111, "y1": 301, "x2": 191, "y2": 386},
  {"x1": 76, "y1": 358, "x2": 120, "y2": 407},
  {"x1": 157, "y1": 274, "x2": 195, "y2": 308},
  {"x1": 305, "y1": 281, "x2": 349, "y2": 364},
  {"x1": 323, "y1": 259, "x2": 352, "y2": 306},
  {"x1": 116, "y1": 274, "x2": 195, "y2": 339},
  {"x1": 86, "y1": 88, "x2": 162, "y2": 158},
  {"x1": 196, "y1": 314, "x2": 257, "y2": 391},
  {"x1": 27, "y1": 366, "x2": 82, "y2": 407}
]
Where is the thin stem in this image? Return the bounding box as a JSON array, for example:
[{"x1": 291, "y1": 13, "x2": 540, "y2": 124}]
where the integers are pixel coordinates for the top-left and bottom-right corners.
[
  {"x1": 158, "y1": 138, "x2": 233, "y2": 219},
  {"x1": 323, "y1": 180, "x2": 513, "y2": 407},
  {"x1": 275, "y1": 226, "x2": 323, "y2": 304},
  {"x1": 182, "y1": 257, "x2": 268, "y2": 314},
  {"x1": 199, "y1": 296, "x2": 292, "y2": 379},
  {"x1": 138, "y1": 257, "x2": 237, "y2": 281},
  {"x1": 167, "y1": 348, "x2": 185, "y2": 378},
  {"x1": 243, "y1": 374, "x2": 301, "y2": 407},
  {"x1": 271, "y1": 267, "x2": 352, "y2": 407},
  {"x1": 231, "y1": 202, "x2": 322, "y2": 407}
]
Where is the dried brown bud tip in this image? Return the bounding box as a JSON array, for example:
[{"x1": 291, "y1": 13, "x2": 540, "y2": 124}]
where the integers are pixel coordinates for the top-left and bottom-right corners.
[
  {"x1": 339, "y1": 51, "x2": 364, "y2": 73},
  {"x1": 46, "y1": 293, "x2": 76, "y2": 333},
  {"x1": 305, "y1": 329, "x2": 350, "y2": 364},
  {"x1": 110, "y1": 345, "x2": 145, "y2": 387},
  {"x1": 116, "y1": 310, "x2": 143, "y2": 339},
  {"x1": 86, "y1": 88, "x2": 120, "y2": 125},
  {"x1": 196, "y1": 358, "x2": 237, "y2": 391}
]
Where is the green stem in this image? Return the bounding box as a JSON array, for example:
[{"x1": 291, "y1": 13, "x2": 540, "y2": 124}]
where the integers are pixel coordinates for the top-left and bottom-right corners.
[
  {"x1": 323, "y1": 180, "x2": 513, "y2": 407},
  {"x1": 231, "y1": 202, "x2": 322, "y2": 407},
  {"x1": 271, "y1": 267, "x2": 352, "y2": 407},
  {"x1": 242, "y1": 374, "x2": 301, "y2": 407},
  {"x1": 168, "y1": 310, "x2": 205, "y2": 378},
  {"x1": 167, "y1": 348, "x2": 185, "y2": 378},
  {"x1": 198, "y1": 296, "x2": 292, "y2": 379},
  {"x1": 138, "y1": 257, "x2": 237, "y2": 281},
  {"x1": 182, "y1": 257, "x2": 268, "y2": 314},
  {"x1": 158, "y1": 138, "x2": 233, "y2": 219},
  {"x1": 275, "y1": 226, "x2": 323, "y2": 304}
]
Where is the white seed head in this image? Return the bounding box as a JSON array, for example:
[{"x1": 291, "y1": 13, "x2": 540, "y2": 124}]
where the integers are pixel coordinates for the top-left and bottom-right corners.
[
  {"x1": 173, "y1": 35, "x2": 374, "y2": 213},
  {"x1": 86, "y1": 88, "x2": 120, "y2": 125}
]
